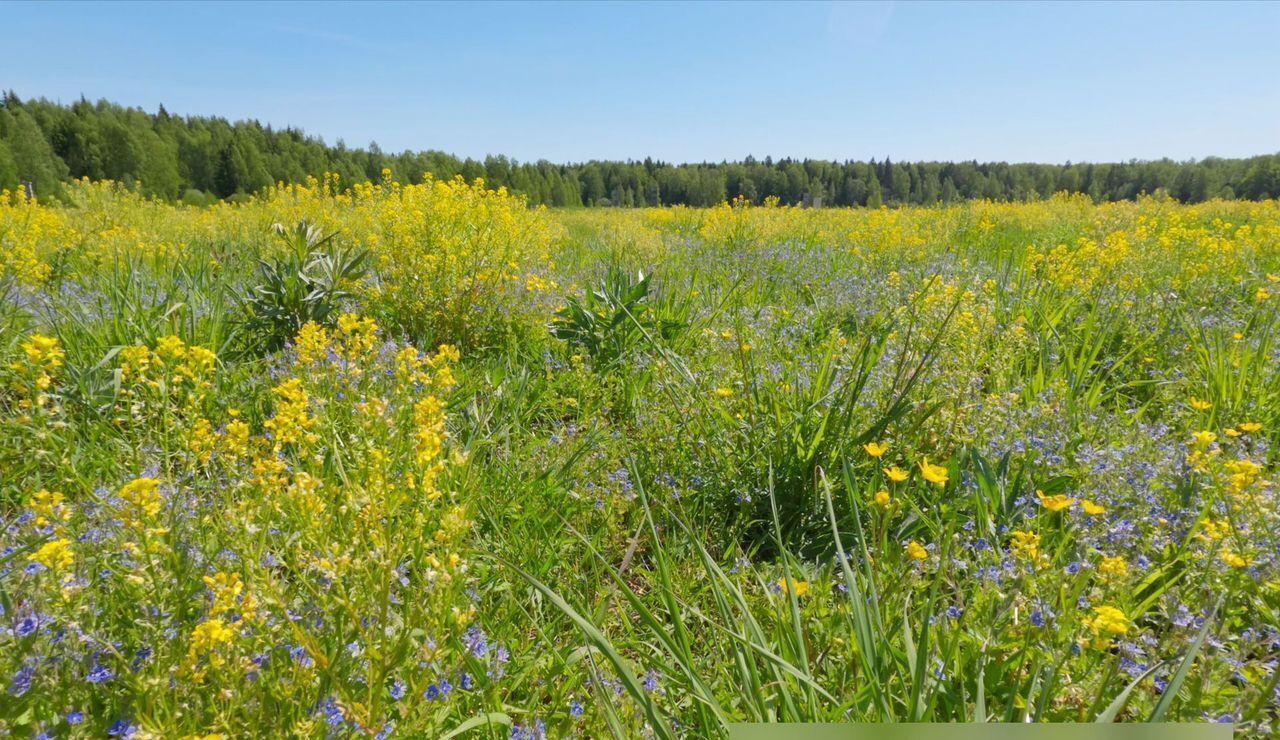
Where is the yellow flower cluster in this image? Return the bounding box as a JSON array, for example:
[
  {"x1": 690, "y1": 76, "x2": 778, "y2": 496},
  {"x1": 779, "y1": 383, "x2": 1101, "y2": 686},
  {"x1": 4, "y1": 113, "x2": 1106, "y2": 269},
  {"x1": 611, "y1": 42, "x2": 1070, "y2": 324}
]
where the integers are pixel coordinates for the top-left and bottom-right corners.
[
  {"x1": 264, "y1": 378, "x2": 317, "y2": 450},
  {"x1": 28, "y1": 537, "x2": 75, "y2": 572},
  {"x1": 1010, "y1": 530, "x2": 1041, "y2": 563},
  {"x1": 188, "y1": 618, "x2": 236, "y2": 668},
  {"x1": 119, "y1": 477, "x2": 163, "y2": 521},
  {"x1": 29, "y1": 489, "x2": 71, "y2": 529},
  {"x1": 117, "y1": 336, "x2": 218, "y2": 421},
  {"x1": 1085, "y1": 605, "x2": 1131, "y2": 644}
]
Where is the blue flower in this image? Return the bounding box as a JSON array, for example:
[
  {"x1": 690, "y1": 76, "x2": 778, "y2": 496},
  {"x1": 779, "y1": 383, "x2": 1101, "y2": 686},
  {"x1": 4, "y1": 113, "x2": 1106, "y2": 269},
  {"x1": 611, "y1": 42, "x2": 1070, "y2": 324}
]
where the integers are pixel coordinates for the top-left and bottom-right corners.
[
  {"x1": 570, "y1": 699, "x2": 585, "y2": 718},
  {"x1": 8, "y1": 665, "x2": 35, "y2": 696},
  {"x1": 289, "y1": 645, "x2": 314, "y2": 668},
  {"x1": 643, "y1": 670, "x2": 660, "y2": 693},
  {"x1": 86, "y1": 663, "x2": 115, "y2": 684},
  {"x1": 320, "y1": 699, "x2": 344, "y2": 727},
  {"x1": 425, "y1": 683, "x2": 440, "y2": 700},
  {"x1": 390, "y1": 680, "x2": 407, "y2": 701},
  {"x1": 66, "y1": 710, "x2": 85, "y2": 725},
  {"x1": 465, "y1": 627, "x2": 488, "y2": 658}
]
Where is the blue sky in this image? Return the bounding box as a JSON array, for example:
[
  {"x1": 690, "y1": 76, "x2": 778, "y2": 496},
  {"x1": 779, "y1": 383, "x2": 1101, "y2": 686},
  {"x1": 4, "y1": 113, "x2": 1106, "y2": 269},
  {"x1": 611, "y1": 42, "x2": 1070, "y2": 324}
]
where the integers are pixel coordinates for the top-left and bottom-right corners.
[{"x1": 6, "y1": 1, "x2": 1279, "y2": 164}]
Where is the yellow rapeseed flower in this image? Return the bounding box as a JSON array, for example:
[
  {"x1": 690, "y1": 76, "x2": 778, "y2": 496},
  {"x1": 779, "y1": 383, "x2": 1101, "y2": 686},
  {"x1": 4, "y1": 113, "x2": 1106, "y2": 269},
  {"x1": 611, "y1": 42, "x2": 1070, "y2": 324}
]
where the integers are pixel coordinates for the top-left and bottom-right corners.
[
  {"x1": 1219, "y1": 548, "x2": 1248, "y2": 569},
  {"x1": 189, "y1": 618, "x2": 236, "y2": 665},
  {"x1": 21, "y1": 334, "x2": 65, "y2": 371},
  {"x1": 1099, "y1": 555, "x2": 1129, "y2": 578},
  {"x1": 1010, "y1": 530, "x2": 1040, "y2": 562},
  {"x1": 29, "y1": 538, "x2": 74, "y2": 571},
  {"x1": 1086, "y1": 605, "x2": 1131, "y2": 639},
  {"x1": 119, "y1": 477, "x2": 163, "y2": 518}
]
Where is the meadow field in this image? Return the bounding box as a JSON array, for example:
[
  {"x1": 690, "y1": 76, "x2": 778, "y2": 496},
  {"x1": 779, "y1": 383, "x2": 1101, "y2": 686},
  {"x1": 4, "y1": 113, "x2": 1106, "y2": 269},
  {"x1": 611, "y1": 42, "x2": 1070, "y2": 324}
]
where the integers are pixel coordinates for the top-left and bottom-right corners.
[{"x1": 2, "y1": 177, "x2": 1279, "y2": 737}]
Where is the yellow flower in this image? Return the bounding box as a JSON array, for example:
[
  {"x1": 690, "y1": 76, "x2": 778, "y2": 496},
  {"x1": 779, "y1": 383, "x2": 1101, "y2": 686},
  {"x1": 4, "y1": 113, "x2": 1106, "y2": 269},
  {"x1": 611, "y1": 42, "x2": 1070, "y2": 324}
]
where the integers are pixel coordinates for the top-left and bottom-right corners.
[
  {"x1": 1190, "y1": 431, "x2": 1217, "y2": 447},
  {"x1": 189, "y1": 618, "x2": 236, "y2": 665},
  {"x1": 874, "y1": 490, "x2": 891, "y2": 507},
  {"x1": 29, "y1": 490, "x2": 70, "y2": 528},
  {"x1": 863, "y1": 442, "x2": 889, "y2": 458},
  {"x1": 906, "y1": 540, "x2": 928, "y2": 561},
  {"x1": 119, "y1": 477, "x2": 163, "y2": 519},
  {"x1": 919, "y1": 458, "x2": 948, "y2": 486},
  {"x1": 778, "y1": 578, "x2": 809, "y2": 597},
  {"x1": 203, "y1": 572, "x2": 247, "y2": 617},
  {"x1": 714, "y1": 387, "x2": 735, "y2": 398},
  {"x1": 21, "y1": 334, "x2": 65, "y2": 371},
  {"x1": 29, "y1": 538, "x2": 74, "y2": 571},
  {"x1": 1219, "y1": 548, "x2": 1248, "y2": 569},
  {"x1": 1099, "y1": 555, "x2": 1129, "y2": 578},
  {"x1": 1037, "y1": 490, "x2": 1076, "y2": 513},
  {"x1": 1238, "y1": 422, "x2": 1262, "y2": 434},
  {"x1": 264, "y1": 378, "x2": 316, "y2": 449},
  {"x1": 1257, "y1": 287, "x2": 1271, "y2": 302},
  {"x1": 1086, "y1": 605, "x2": 1130, "y2": 638},
  {"x1": 222, "y1": 420, "x2": 251, "y2": 458},
  {"x1": 884, "y1": 466, "x2": 909, "y2": 483},
  {"x1": 1010, "y1": 530, "x2": 1040, "y2": 562},
  {"x1": 1080, "y1": 499, "x2": 1107, "y2": 516},
  {"x1": 1189, "y1": 397, "x2": 1213, "y2": 411},
  {"x1": 294, "y1": 321, "x2": 331, "y2": 366}
]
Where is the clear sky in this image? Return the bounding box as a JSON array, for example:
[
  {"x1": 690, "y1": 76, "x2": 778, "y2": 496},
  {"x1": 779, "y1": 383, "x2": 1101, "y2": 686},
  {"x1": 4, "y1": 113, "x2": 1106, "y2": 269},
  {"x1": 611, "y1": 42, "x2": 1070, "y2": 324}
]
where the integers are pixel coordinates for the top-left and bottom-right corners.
[{"x1": 6, "y1": 0, "x2": 1279, "y2": 164}]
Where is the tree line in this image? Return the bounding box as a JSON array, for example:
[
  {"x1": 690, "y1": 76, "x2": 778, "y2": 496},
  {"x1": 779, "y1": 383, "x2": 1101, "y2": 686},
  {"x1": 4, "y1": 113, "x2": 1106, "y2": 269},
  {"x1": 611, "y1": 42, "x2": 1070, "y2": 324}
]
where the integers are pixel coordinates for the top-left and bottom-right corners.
[{"x1": 3, "y1": 92, "x2": 1279, "y2": 207}]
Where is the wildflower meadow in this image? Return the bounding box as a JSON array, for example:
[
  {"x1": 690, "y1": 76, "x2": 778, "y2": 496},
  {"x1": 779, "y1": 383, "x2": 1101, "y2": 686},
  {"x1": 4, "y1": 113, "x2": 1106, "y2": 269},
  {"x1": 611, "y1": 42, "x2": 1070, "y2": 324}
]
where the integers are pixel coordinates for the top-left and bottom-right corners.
[{"x1": 2, "y1": 178, "x2": 1279, "y2": 737}]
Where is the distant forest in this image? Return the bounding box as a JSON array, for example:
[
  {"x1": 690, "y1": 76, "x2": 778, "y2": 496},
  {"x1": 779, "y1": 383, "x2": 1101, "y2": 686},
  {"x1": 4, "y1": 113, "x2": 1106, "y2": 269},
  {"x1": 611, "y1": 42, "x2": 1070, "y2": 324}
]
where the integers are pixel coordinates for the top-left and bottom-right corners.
[{"x1": 3, "y1": 93, "x2": 1279, "y2": 207}]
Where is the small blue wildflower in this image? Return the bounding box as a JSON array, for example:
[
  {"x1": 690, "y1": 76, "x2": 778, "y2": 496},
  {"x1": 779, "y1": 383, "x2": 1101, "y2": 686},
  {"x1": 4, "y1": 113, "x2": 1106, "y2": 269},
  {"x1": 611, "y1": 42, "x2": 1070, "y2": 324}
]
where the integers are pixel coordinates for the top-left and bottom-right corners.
[
  {"x1": 465, "y1": 627, "x2": 488, "y2": 658},
  {"x1": 8, "y1": 665, "x2": 35, "y2": 696},
  {"x1": 320, "y1": 699, "x2": 344, "y2": 727},
  {"x1": 643, "y1": 670, "x2": 660, "y2": 692},
  {"x1": 86, "y1": 663, "x2": 115, "y2": 684}
]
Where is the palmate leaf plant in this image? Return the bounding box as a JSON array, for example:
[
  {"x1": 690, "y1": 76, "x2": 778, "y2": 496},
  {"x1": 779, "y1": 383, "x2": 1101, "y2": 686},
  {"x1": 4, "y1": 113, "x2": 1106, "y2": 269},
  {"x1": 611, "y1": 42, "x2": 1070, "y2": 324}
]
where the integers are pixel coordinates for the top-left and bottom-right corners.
[
  {"x1": 550, "y1": 266, "x2": 689, "y2": 369},
  {"x1": 239, "y1": 220, "x2": 368, "y2": 354}
]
